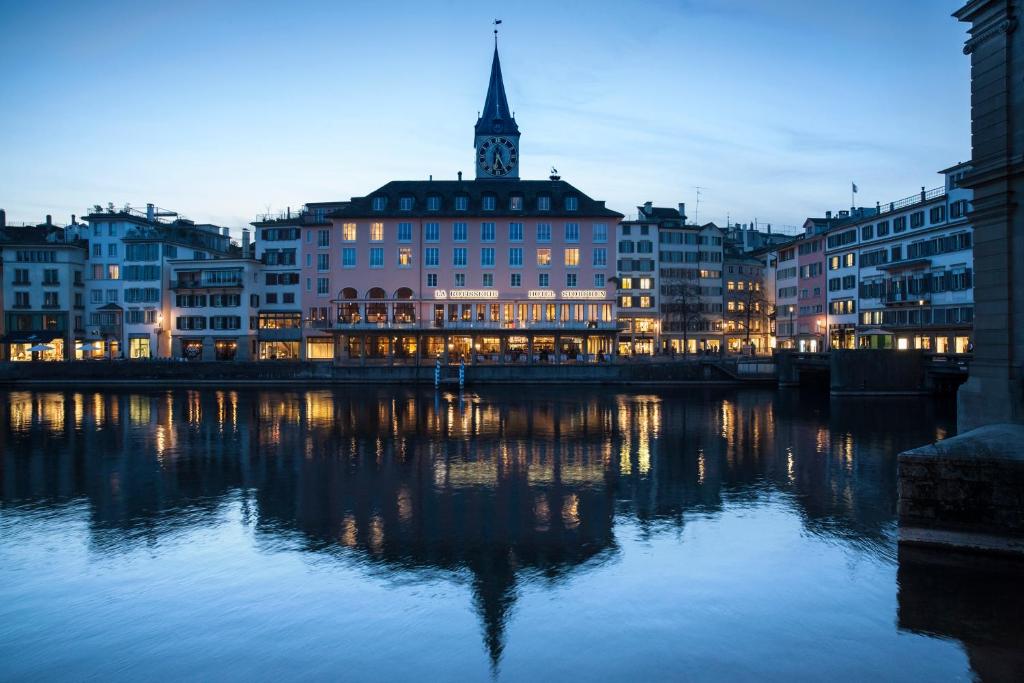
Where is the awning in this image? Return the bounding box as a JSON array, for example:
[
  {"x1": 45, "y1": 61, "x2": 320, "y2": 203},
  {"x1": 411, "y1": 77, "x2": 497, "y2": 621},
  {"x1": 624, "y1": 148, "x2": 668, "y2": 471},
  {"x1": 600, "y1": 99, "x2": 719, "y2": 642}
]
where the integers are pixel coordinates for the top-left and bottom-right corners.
[
  {"x1": 1, "y1": 331, "x2": 63, "y2": 344},
  {"x1": 859, "y1": 328, "x2": 894, "y2": 336}
]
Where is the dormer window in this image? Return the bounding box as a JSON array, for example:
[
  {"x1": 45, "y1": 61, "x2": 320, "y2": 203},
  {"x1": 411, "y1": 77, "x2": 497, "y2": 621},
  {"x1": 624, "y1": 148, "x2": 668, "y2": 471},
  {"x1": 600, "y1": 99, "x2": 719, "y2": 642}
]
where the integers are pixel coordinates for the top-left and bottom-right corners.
[
  {"x1": 510, "y1": 196, "x2": 523, "y2": 211},
  {"x1": 537, "y1": 196, "x2": 551, "y2": 211},
  {"x1": 565, "y1": 196, "x2": 578, "y2": 211},
  {"x1": 482, "y1": 196, "x2": 496, "y2": 211},
  {"x1": 399, "y1": 197, "x2": 414, "y2": 211},
  {"x1": 426, "y1": 196, "x2": 440, "y2": 211},
  {"x1": 372, "y1": 197, "x2": 387, "y2": 211},
  {"x1": 455, "y1": 196, "x2": 468, "y2": 211}
]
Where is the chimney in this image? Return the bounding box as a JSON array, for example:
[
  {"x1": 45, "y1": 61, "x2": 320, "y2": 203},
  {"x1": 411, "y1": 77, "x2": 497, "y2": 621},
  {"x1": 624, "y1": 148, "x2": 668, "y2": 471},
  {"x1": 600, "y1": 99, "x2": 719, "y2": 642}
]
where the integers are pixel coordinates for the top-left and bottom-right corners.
[
  {"x1": 678, "y1": 203, "x2": 686, "y2": 222},
  {"x1": 71, "y1": 214, "x2": 77, "y2": 225},
  {"x1": 920, "y1": 186, "x2": 926, "y2": 201},
  {"x1": 146, "y1": 203, "x2": 155, "y2": 222},
  {"x1": 46, "y1": 214, "x2": 52, "y2": 225},
  {"x1": 242, "y1": 228, "x2": 251, "y2": 256},
  {"x1": 0, "y1": 208, "x2": 5, "y2": 228},
  {"x1": 287, "y1": 206, "x2": 291, "y2": 219},
  {"x1": 429, "y1": 174, "x2": 433, "y2": 181},
  {"x1": 825, "y1": 210, "x2": 832, "y2": 219},
  {"x1": 767, "y1": 223, "x2": 772, "y2": 234},
  {"x1": 458, "y1": 171, "x2": 463, "y2": 181}
]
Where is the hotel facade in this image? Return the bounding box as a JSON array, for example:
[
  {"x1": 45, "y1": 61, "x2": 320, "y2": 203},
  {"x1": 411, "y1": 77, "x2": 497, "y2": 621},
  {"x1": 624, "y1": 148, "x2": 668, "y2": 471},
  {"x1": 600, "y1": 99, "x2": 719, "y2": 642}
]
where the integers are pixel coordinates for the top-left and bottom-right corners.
[{"x1": 298, "y1": 44, "x2": 623, "y2": 363}]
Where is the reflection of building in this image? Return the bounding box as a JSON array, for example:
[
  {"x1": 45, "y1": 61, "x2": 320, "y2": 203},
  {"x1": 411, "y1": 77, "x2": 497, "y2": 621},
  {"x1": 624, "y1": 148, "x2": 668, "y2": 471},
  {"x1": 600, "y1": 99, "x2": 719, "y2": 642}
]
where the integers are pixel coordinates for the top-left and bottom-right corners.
[
  {"x1": 300, "y1": 42, "x2": 622, "y2": 364},
  {"x1": 0, "y1": 217, "x2": 87, "y2": 361},
  {"x1": 0, "y1": 385, "x2": 962, "y2": 671}
]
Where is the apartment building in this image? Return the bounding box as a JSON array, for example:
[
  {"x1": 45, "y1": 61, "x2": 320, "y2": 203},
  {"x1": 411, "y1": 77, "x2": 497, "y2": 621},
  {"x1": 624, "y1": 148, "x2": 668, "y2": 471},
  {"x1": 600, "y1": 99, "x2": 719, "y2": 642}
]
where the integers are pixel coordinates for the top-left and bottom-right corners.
[
  {"x1": 0, "y1": 217, "x2": 87, "y2": 361},
  {"x1": 836, "y1": 162, "x2": 974, "y2": 351},
  {"x1": 723, "y1": 249, "x2": 770, "y2": 353},
  {"x1": 168, "y1": 257, "x2": 262, "y2": 360},
  {"x1": 76, "y1": 204, "x2": 235, "y2": 358}
]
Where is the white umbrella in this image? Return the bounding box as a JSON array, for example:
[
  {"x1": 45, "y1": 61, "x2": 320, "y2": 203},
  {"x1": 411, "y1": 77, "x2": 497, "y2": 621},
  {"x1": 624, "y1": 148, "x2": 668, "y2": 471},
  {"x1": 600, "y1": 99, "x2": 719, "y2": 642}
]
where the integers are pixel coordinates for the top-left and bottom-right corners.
[{"x1": 27, "y1": 344, "x2": 55, "y2": 352}]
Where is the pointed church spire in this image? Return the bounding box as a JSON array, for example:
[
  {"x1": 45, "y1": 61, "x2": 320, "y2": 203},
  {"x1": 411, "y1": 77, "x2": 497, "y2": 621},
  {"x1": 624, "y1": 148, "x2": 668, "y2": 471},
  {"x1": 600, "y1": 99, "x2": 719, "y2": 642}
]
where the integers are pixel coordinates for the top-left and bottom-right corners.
[{"x1": 475, "y1": 42, "x2": 519, "y2": 138}]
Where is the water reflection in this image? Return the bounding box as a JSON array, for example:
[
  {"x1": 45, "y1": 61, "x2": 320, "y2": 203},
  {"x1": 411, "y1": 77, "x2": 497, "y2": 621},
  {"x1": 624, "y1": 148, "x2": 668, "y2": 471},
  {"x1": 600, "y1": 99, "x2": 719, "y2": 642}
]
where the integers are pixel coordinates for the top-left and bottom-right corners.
[{"x1": 1, "y1": 387, "x2": 1009, "y2": 679}]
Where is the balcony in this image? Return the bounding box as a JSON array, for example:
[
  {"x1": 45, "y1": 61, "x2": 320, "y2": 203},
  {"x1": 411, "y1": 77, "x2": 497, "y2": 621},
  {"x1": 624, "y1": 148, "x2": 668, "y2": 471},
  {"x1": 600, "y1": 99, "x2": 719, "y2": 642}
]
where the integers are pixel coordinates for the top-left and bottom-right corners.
[
  {"x1": 885, "y1": 291, "x2": 931, "y2": 306},
  {"x1": 170, "y1": 278, "x2": 243, "y2": 289}
]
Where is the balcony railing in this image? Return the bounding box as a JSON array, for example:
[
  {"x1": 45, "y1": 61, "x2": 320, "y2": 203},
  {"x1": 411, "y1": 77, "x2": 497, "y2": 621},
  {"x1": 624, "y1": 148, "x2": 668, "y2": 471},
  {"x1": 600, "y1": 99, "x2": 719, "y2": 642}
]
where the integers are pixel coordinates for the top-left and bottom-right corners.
[
  {"x1": 170, "y1": 278, "x2": 243, "y2": 289},
  {"x1": 884, "y1": 291, "x2": 931, "y2": 306}
]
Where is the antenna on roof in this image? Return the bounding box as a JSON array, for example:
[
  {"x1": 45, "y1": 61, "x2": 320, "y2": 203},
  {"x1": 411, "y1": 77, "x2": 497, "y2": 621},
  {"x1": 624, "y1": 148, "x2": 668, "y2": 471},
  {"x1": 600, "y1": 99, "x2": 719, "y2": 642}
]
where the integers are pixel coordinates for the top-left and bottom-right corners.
[{"x1": 694, "y1": 186, "x2": 704, "y2": 225}]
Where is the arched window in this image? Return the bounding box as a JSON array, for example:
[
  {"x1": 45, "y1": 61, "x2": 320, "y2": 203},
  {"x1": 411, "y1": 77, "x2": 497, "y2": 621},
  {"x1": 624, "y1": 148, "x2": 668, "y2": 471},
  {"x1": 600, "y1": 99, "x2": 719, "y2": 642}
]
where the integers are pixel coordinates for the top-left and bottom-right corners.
[
  {"x1": 366, "y1": 287, "x2": 387, "y2": 322},
  {"x1": 394, "y1": 287, "x2": 415, "y2": 323},
  {"x1": 338, "y1": 287, "x2": 360, "y2": 323}
]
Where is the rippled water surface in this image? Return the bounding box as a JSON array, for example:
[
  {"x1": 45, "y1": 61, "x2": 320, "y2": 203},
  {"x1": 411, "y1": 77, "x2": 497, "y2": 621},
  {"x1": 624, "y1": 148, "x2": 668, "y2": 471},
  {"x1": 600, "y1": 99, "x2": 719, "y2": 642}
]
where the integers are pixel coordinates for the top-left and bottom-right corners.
[{"x1": 1, "y1": 387, "x2": 1021, "y2": 681}]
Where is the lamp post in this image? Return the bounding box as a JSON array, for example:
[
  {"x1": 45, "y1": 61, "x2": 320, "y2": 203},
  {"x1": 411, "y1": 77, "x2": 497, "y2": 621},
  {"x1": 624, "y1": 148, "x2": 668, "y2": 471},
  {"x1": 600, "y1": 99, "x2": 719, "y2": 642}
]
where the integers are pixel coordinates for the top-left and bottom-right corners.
[{"x1": 788, "y1": 305, "x2": 795, "y2": 349}]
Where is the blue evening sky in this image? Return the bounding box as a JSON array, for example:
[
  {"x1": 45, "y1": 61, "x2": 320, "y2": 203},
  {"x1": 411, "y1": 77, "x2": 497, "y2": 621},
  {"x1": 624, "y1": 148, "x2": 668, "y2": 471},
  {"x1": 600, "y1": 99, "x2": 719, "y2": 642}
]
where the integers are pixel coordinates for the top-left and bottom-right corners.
[{"x1": 0, "y1": 0, "x2": 969, "y2": 234}]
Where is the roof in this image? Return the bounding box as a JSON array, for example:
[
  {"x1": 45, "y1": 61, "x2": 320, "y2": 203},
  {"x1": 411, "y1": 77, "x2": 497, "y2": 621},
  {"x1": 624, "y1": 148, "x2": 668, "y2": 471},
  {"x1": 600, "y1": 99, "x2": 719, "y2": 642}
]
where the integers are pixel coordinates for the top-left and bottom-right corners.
[
  {"x1": 475, "y1": 46, "x2": 519, "y2": 139},
  {"x1": 0, "y1": 225, "x2": 85, "y2": 248},
  {"x1": 330, "y1": 179, "x2": 623, "y2": 219}
]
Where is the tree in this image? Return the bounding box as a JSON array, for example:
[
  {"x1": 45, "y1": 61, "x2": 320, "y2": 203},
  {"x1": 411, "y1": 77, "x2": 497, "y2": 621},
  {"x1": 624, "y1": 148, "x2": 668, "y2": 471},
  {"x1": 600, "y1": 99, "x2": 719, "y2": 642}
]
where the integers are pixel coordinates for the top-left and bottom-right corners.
[
  {"x1": 661, "y1": 268, "x2": 706, "y2": 355},
  {"x1": 735, "y1": 284, "x2": 771, "y2": 352}
]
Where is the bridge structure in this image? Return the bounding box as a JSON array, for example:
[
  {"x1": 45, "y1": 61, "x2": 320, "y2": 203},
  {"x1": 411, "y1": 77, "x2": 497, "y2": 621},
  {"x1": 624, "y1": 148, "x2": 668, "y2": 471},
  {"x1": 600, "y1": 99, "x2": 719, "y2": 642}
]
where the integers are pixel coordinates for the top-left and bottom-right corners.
[{"x1": 776, "y1": 350, "x2": 970, "y2": 396}]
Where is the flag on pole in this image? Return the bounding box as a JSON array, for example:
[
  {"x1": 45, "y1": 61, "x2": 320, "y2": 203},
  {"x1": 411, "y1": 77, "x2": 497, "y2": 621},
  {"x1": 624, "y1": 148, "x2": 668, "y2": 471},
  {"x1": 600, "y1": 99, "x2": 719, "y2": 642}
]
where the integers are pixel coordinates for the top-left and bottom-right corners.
[{"x1": 852, "y1": 182, "x2": 858, "y2": 194}]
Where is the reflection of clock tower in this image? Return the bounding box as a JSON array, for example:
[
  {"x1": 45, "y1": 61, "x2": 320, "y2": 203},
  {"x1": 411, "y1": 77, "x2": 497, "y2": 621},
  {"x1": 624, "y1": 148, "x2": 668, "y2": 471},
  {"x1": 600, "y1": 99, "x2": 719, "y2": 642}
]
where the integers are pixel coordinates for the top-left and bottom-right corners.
[{"x1": 475, "y1": 43, "x2": 520, "y2": 180}]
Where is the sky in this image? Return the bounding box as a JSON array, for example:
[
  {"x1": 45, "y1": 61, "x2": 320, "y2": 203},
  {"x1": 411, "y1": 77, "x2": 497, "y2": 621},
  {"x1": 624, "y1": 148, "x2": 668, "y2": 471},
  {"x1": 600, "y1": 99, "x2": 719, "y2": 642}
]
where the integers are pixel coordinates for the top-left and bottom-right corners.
[{"x1": 0, "y1": 0, "x2": 970, "y2": 236}]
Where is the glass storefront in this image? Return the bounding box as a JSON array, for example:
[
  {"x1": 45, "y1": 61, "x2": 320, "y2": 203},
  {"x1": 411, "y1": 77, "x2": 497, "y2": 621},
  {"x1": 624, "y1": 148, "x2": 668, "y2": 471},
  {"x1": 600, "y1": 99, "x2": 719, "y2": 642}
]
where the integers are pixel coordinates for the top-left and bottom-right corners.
[
  {"x1": 129, "y1": 337, "x2": 151, "y2": 359},
  {"x1": 259, "y1": 341, "x2": 300, "y2": 360},
  {"x1": 8, "y1": 339, "x2": 65, "y2": 361},
  {"x1": 215, "y1": 340, "x2": 238, "y2": 361},
  {"x1": 182, "y1": 339, "x2": 204, "y2": 360},
  {"x1": 306, "y1": 337, "x2": 334, "y2": 360}
]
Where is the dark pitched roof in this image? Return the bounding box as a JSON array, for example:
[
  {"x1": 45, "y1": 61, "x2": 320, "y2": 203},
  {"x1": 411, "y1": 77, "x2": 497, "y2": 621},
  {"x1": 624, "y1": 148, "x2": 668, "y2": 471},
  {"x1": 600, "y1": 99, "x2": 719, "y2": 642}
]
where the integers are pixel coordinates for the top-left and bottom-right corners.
[
  {"x1": 475, "y1": 46, "x2": 519, "y2": 138},
  {"x1": 641, "y1": 206, "x2": 681, "y2": 219},
  {"x1": 330, "y1": 179, "x2": 623, "y2": 219}
]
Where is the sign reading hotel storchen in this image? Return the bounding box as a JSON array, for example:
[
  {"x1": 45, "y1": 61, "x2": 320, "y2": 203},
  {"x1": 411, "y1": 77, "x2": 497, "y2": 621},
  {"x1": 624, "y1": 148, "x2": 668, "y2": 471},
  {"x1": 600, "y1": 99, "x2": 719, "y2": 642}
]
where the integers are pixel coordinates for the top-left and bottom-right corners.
[{"x1": 560, "y1": 290, "x2": 606, "y2": 299}]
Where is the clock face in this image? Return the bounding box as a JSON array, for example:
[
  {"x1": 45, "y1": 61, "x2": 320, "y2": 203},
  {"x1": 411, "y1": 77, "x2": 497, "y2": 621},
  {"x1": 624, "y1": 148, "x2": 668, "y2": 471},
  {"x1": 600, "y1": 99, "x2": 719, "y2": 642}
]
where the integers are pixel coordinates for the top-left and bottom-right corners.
[{"x1": 477, "y1": 137, "x2": 518, "y2": 177}]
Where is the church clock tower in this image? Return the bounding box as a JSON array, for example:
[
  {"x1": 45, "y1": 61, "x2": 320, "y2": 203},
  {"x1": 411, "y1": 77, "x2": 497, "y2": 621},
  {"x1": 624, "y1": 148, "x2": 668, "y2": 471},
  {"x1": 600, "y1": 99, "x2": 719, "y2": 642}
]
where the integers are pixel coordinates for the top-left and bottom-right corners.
[{"x1": 474, "y1": 43, "x2": 520, "y2": 180}]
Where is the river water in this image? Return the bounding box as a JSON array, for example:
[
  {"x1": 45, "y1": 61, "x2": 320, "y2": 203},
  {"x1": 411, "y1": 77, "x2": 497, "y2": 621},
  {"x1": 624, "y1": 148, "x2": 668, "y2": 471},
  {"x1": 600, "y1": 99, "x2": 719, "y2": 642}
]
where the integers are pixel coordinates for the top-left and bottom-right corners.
[{"x1": 0, "y1": 387, "x2": 1020, "y2": 681}]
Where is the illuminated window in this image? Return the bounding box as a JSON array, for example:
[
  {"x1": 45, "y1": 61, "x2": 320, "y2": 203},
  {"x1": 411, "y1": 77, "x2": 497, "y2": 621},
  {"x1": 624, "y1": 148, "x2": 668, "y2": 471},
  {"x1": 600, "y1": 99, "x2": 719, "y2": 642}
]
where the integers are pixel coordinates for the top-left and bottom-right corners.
[
  {"x1": 620, "y1": 277, "x2": 632, "y2": 289},
  {"x1": 537, "y1": 248, "x2": 551, "y2": 266},
  {"x1": 728, "y1": 281, "x2": 735, "y2": 290},
  {"x1": 370, "y1": 223, "x2": 383, "y2": 241},
  {"x1": 621, "y1": 296, "x2": 633, "y2": 308},
  {"x1": 398, "y1": 247, "x2": 412, "y2": 267},
  {"x1": 564, "y1": 248, "x2": 579, "y2": 267},
  {"x1": 107, "y1": 264, "x2": 120, "y2": 280},
  {"x1": 342, "y1": 223, "x2": 357, "y2": 241},
  {"x1": 639, "y1": 296, "x2": 652, "y2": 308},
  {"x1": 639, "y1": 277, "x2": 652, "y2": 289}
]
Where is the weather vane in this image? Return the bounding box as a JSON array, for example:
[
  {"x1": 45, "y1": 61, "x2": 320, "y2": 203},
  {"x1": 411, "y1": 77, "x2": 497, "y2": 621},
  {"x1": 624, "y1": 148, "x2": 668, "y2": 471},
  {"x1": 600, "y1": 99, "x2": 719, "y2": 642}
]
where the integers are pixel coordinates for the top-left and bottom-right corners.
[{"x1": 494, "y1": 18, "x2": 502, "y2": 44}]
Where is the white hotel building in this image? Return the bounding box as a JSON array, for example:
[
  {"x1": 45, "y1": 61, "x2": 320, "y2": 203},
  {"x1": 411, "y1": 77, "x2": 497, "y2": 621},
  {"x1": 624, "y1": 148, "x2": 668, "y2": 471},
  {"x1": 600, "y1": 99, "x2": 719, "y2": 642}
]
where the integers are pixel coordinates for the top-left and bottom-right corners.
[{"x1": 821, "y1": 162, "x2": 974, "y2": 352}]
